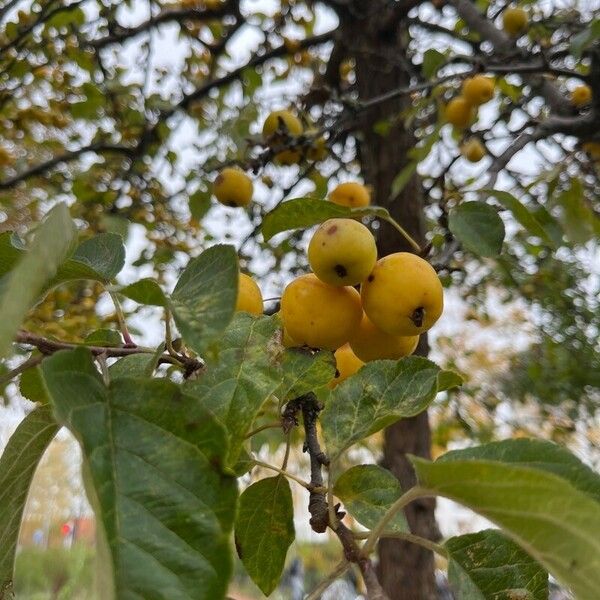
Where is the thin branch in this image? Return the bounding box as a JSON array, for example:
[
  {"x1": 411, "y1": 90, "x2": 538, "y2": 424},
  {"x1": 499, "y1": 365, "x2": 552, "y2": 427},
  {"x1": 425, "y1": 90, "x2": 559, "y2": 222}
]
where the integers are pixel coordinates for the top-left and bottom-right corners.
[
  {"x1": 0, "y1": 143, "x2": 134, "y2": 191},
  {"x1": 305, "y1": 561, "x2": 349, "y2": 600},
  {"x1": 0, "y1": 353, "x2": 44, "y2": 387},
  {"x1": 170, "y1": 30, "x2": 336, "y2": 116},
  {"x1": 244, "y1": 421, "x2": 282, "y2": 439},
  {"x1": 487, "y1": 128, "x2": 543, "y2": 188},
  {"x1": 380, "y1": 532, "x2": 448, "y2": 558},
  {"x1": 363, "y1": 486, "x2": 428, "y2": 556},
  {"x1": 449, "y1": 0, "x2": 570, "y2": 115},
  {"x1": 91, "y1": 4, "x2": 235, "y2": 49},
  {"x1": 285, "y1": 393, "x2": 390, "y2": 600},
  {"x1": 13, "y1": 330, "x2": 202, "y2": 374},
  {"x1": 252, "y1": 459, "x2": 315, "y2": 491}
]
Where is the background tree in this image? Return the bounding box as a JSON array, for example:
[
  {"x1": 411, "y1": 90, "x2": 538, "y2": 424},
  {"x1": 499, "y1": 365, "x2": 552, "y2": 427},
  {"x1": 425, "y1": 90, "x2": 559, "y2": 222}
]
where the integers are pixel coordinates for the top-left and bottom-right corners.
[{"x1": 0, "y1": 0, "x2": 599, "y2": 599}]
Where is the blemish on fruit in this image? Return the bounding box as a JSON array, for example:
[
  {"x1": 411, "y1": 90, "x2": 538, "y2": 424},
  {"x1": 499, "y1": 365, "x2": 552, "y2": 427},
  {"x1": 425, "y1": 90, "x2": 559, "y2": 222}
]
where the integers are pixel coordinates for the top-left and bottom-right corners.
[
  {"x1": 334, "y1": 264, "x2": 348, "y2": 278},
  {"x1": 327, "y1": 225, "x2": 338, "y2": 234},
  {"x1": 215, "y1": 174, "x2": 224, "y2": 185},
  {"x1": 367, "y1": 274, "x2": 374, "y2": 282},
  {"x1": 411, "y1": 307, "x2": 425, "y2": 327}
]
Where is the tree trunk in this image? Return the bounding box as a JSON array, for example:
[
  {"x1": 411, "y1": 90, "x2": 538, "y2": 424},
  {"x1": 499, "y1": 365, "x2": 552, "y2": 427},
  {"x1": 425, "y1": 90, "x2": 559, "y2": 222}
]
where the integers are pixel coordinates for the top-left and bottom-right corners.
[{"x1": 342, "y1": 5, "x2": 441, "y2": 599}]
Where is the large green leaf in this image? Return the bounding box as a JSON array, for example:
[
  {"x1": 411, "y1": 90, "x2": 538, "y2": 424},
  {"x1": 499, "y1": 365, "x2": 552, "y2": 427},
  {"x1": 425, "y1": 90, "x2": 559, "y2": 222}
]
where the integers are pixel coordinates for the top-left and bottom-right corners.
[
  {"x1": 412, "y1": 448, "x2": 600, "y2": 600},
  {"x1": 0, "y1": 406, "x2": 59, "y2": 594},
  {"x1": 54, "y1": 233, "x2": 126, "y2": 283},
  {"x1": 0, "y1": 204, "x2": 77, "y2": 358},
  {"x1": 185, "y1": 314, "x2": 283, "y2": 465},
  {"x1": 275, "y1": 347, "x2": 335, "y2": 404},
  {"x1": 448, "y1": 201, "x2": 505, "y2": 257},
  {"x1": 261, "y1": 198, "x2": 352, "y2": 241},
  {"x1": 41, "y1": 348, "x2": 237, "y2": 600},
  {"x1": 116, "y1": 279, "x2": 167, "y2": 307},
  {"x1": 333, "y1": 465, "x2": 407, "y2": 532},
  {"x1": 482, "y1": 189, "x2": 554, "y2": 246},
  {"x1": 234, "y1": 476, "x2": 295, "y2": 595},
  {"x1": 169, "y1": 244, "x2": 238, "y2": 356},
  {"x1": 321, "y1": 357, "x2": 461, "y2": 460},
  {"x1": 446, "y1": 529, "x2": 548, "y2": 600},
  {"x1": 439, "y1": 438, "x2": 600, "y2": 503}
]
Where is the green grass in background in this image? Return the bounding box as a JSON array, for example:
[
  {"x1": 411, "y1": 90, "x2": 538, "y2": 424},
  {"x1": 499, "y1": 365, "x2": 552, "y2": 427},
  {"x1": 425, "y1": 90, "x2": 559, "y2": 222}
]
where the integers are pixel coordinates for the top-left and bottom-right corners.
[{"x1": 14, "y1": 545, "x2": 95, "y2": 600}]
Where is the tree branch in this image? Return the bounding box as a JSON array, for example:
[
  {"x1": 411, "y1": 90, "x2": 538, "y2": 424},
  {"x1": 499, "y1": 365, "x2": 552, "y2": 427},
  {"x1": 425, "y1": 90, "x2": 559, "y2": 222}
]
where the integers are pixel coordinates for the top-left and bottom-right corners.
[
  {"x1": 0, "y1": 143, "x2": 134, "y2": 191},
  {"x1": 284, "y1": 393, "x2": 390, "y2": 600},
  {"x1": 12, "y1": 330, "x2": 203, "y2": 375},
  {"x1": 91, "y1": 3, "x2": 236, "y2": 50},
  {"x1": 449, "y1": 0, "x2": 570, "y2": 115}
]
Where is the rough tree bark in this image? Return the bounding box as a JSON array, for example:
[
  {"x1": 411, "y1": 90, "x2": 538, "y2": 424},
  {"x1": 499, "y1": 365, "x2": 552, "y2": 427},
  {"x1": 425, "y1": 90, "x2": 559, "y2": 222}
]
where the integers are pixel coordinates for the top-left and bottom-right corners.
[{"x1": 341, "y1": 3, "x2": 441, "y2": 599}]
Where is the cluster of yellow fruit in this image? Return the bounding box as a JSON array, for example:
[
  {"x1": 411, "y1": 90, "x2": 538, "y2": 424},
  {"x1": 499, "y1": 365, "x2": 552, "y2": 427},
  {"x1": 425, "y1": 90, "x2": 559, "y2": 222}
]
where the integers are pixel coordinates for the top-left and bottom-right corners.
[
  {"x1": 234, "y1": 215, "x2": 444, "y2": 388},
  {"x1": 212, "y1": 108, "x2": 332, "y2": 208},
  {"x1": 445, "y1": 75, "x2": 494, "y2": 130},
  {"x1": 443, "y1": 75, "x2": 495, "y2": 162}
]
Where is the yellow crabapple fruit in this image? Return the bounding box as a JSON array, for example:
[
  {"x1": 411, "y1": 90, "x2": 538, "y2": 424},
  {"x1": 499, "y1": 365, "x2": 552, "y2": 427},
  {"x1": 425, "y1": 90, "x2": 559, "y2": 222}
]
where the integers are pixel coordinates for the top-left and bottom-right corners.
[{"x1": 308, "y1": 218, "x2": 377, "y2": 287}]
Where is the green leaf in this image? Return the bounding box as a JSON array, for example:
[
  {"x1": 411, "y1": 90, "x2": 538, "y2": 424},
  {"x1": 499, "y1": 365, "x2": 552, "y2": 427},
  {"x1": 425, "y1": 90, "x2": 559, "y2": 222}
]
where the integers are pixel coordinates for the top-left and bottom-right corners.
[
  {"x1": 322, "y1": 357, "x2": 460, "y2": 460},
  {"x1": 46, "y1": 6, "x2": 85, "y2": 28},
  {"x1": 481, "y1": 189, "x2": 554, "y2": 245},
  {"x1": 116, "y1": 279, "x2": 167, "y2": 307},
  {"x1": 169, "y1": 244, "x2": 238, "y2": 356},
  {"x1": 391, "y1": 162, "x2": 418, "y2": 198},
  {"x1": 84, "y1": 329, "x2": 122, "y2": 347},
  {"x1": 446, "y1": 529, "x2": 548, "y2": 600},
  {"x1": 108, "y1": 352, "x2": 161, "y2": 379},
  {"x1": 19, "y1": 360, "x2": 49, "y2": 404},
  {"x1": 0, "y1": 232, "x2": 24, "y2": 279},
  {"x1": 234, "y1": 476, "x2": 295, "y2": 596},
  {"x1": 422, "y1": 48, "x2": 446, "y2": 78},
  {"x1": 412, "y1": 448, "x2": 600, "y2": 600},
  {"x1": 555, "y1": 178, "x2": 599, "y2": 245},
  {"x1": 0, "y1": 204, "x2": 77, "y2": 358},
  {"x1": 570, "y1": 19, "x2": 600, "y2": 58},
  {"x1": 334, "y1": 465, "x2": 407, "y2": 532},
  {"x1": 391, "y1": 123, "x2": 442, "y2": 199},
  {"x1": 449, "y1": 201, "x2": 505, "y2": 257},
  {"x1": 438, "y1": 438, "x2": 600, "y2": 503},
  {"x1": 185, "y1": 314, "x2": 283, "y2": 465},
  {"x1": 261, "y1": 198, "x2": 351, "y2": 241},
  {"x1": 54, "y1": 233, "x2": 125, "y2": 283},
  {"x1": 189, "y1": 189, "x2": 212, "y2": 221},
  {"x1": 0, "y1": 406, "x2": 59, "y2": 593},
  {"x1": 41, "y1": 348, "x2": 237, "y2": 600},
  {"x1": 99, "y1": 215, "x2": 129, "y2": 239},
  {"x1": 276, "y1": 348, "x2": 336, "y2": 403}
]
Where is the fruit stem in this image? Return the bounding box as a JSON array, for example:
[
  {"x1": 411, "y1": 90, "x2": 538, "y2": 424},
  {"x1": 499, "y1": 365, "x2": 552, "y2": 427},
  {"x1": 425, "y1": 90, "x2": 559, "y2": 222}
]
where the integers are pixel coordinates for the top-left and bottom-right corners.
[
  {"x1": 164, "y1": 308, "x2": 179, "y2": 358},
  {"x1": 252, "y1": 459, "x2": 314, "y2": 490},
  {"x1": 305, "y1": 561, "x2": 350, "y2": 600},
  {"x1": 354, "y1": 530, "x2": 448, "y2": 558},
  {"x1": 244, "y1": 421, "x2": 282, "y2": 439},
  {"x1": 109, "y1": 291, "x2": 135, "y2": 346},
  {"x1": 381, "y1": 214, "x2": 422, "y2": 254},
  {"x1": 362, "y1": 486, "x2": 427, "y2": 555}
]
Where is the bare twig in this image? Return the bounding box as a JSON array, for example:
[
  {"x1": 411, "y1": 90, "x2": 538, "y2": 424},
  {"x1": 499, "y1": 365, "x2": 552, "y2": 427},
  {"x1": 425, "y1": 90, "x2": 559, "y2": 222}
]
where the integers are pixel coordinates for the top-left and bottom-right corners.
[
  {"x1": 285, "y1": 393, "x2": 390, "y2": 600},
  {"x1": 0, "y1": 353, "x2": 44, "y2": 387},
  {"x1": 13, "y1": 330, "x2": 202, "y2": 375},
  {"x1": 305, "y1": 561, "x2": 349, "y2": 600}
]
